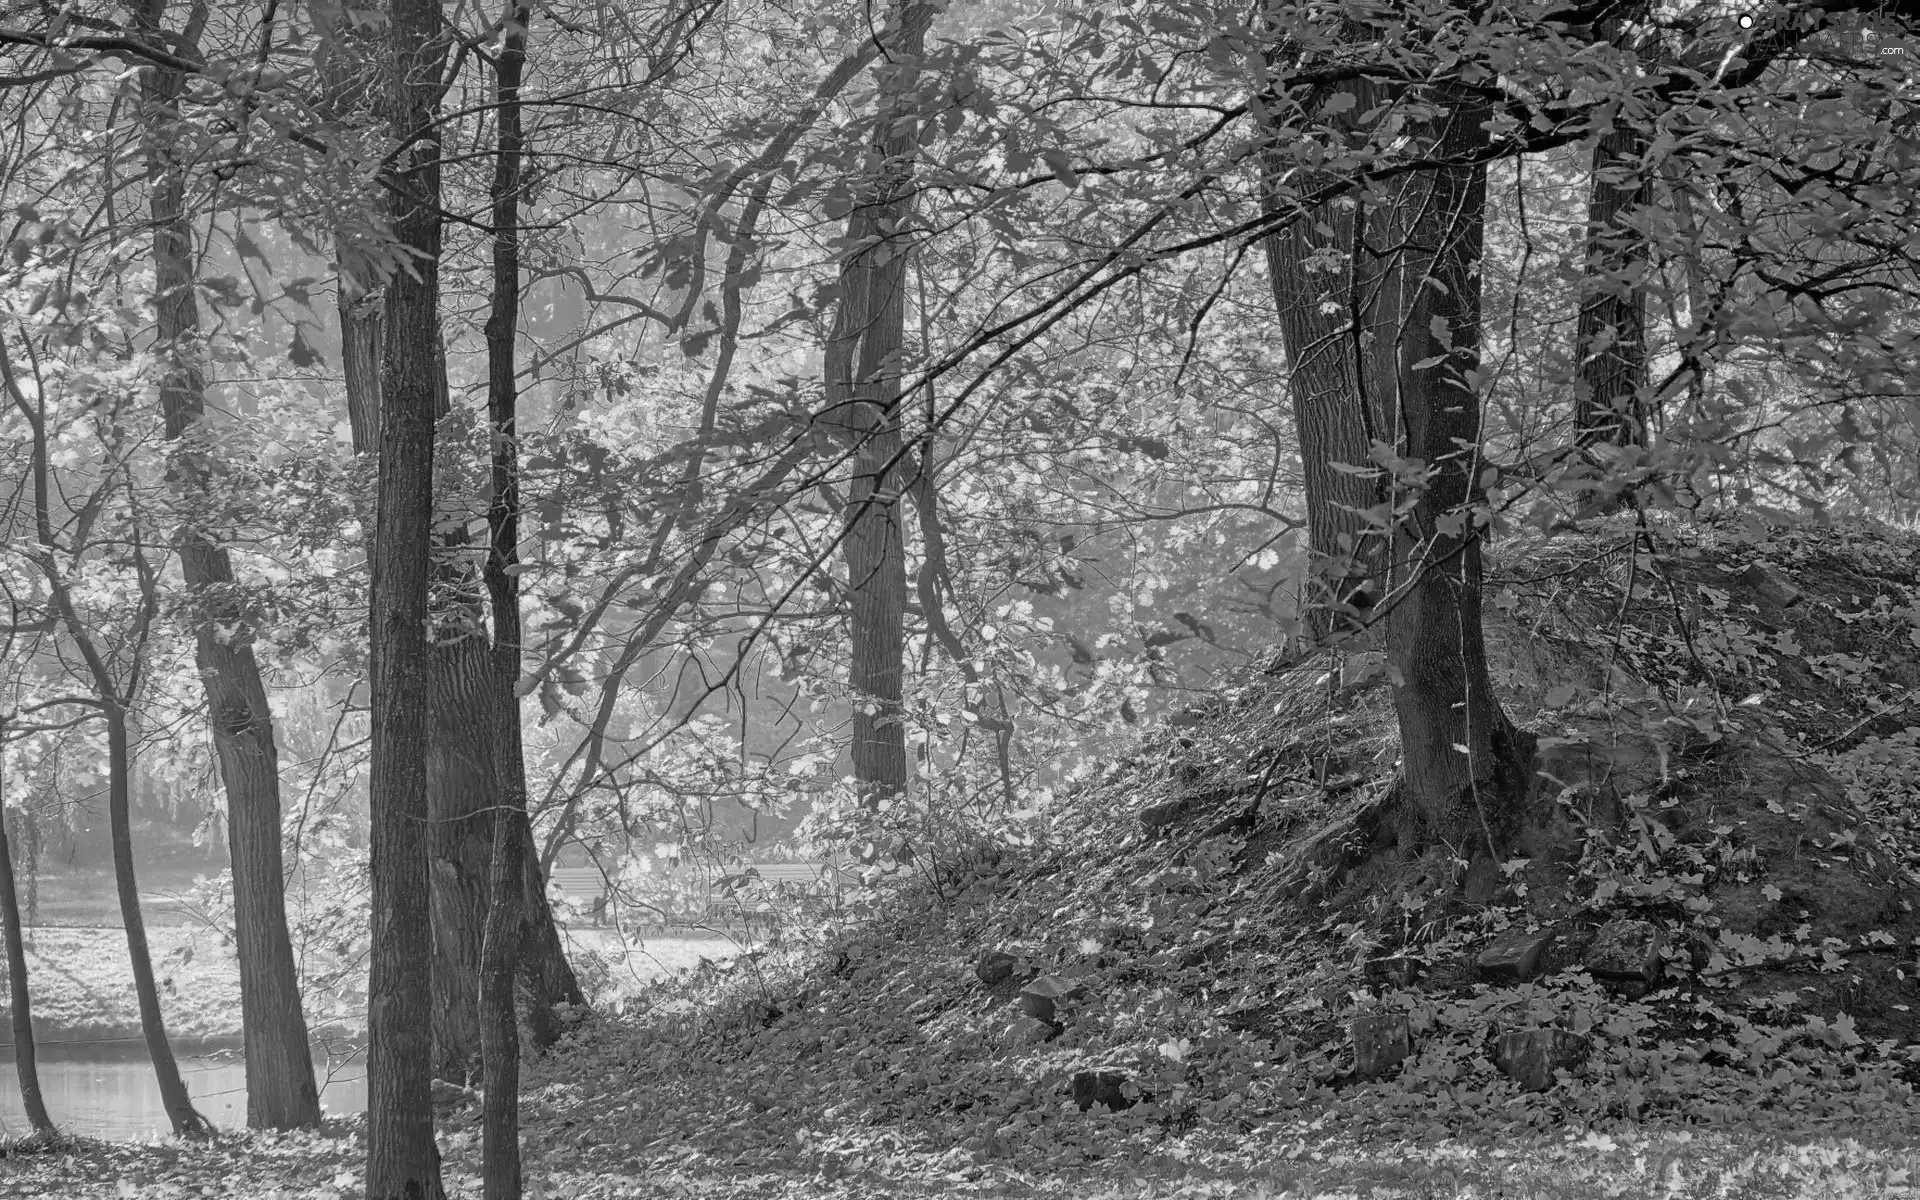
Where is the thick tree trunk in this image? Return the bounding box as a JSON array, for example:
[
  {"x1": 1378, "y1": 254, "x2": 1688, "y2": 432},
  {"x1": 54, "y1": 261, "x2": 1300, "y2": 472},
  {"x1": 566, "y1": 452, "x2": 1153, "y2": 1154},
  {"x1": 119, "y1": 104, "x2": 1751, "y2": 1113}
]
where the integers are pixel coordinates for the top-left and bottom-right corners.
[
  {"x1": 1262, "y1": 80, "x2": 1394, "y2": 635},
  {"x1": 0, "y1": 788, "x2": 54, "y2": 1135},
  {"x1": 143, "y1": 37, "x2": 321, "y2": 1130},
  {"x1": 368, "y1": 0, "x2": 448, "y2": 1193},
  {"x1": 427, "y1": 632, "x2": 495, "y2": 1084},
  {"x1": 479, "y1": 11, "x2": 531, "y2": 1193},
  {"x1": 1574, "y1": 119, "x2": 1650, "y2": 448},
  {"x1": 108, "y1": 707, "x2": 211, "y2": 1137},
  {"x1": 1264, "y1": 85, "x2": 1534, "y2": 855},
  {"x1": 823, "y1": 1, "x2": 931, "y2": 811}
]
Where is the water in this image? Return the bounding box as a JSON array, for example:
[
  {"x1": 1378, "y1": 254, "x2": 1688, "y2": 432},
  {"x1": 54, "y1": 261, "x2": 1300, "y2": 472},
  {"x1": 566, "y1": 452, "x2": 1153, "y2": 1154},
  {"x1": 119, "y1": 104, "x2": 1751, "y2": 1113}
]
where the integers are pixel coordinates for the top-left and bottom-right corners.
[{"x1": 0, "y1": 1043, "x2": 366, "y2": 1139}]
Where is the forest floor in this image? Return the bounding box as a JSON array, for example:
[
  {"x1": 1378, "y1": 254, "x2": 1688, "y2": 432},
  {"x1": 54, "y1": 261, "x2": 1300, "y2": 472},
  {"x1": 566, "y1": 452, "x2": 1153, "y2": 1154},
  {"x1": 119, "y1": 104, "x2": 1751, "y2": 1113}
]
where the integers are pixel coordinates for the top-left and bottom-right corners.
[{"x1": 3, "y1": 515, "x2": 1920, "y2": 1197}]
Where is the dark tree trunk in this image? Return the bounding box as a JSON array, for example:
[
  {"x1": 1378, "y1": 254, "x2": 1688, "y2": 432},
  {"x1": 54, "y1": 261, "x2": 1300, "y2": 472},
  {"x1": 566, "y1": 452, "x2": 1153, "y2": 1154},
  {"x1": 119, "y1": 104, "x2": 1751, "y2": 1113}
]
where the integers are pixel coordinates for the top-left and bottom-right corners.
[
  {"x1": 367, "y1": 0, "x2": 448, "y2": 1193},
  {"x1": 341, "y1": 292, "x2": 385, "y2": 454},
  {"x1": 479, "y1": 10, "x2": 531, "y2": 1194},
  {"x1": 108, "y1": 707, "x2": 212, "y2": 1137},
  {"x1": 1264, "y1": 84, "x2": 1535, "y2": 855},
  {"x1": 1573, "y1": 119, "x2": 1650, "y2": 448},
  {"x1": 823, "y1": 0, "x2": 931, "y2": 811},
  {"x1": 0, "y1": 777, "x2": 54, "y2": 1135},
  {"x1": 142, "y1": 31, "x2": 321, "y2": 1130}
]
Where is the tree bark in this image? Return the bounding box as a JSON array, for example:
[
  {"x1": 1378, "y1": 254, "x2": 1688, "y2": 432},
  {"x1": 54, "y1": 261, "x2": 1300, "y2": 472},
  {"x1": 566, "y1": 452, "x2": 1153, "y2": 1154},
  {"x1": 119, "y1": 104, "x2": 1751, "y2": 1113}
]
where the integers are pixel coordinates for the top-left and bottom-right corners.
[
  {"x1": 108, "y1": 706, "x2": 212, "y2": 1137},
  {"x1": 1263, "y1": 82, "x2": 1535, "y2": 854},
  {"x1": 1262, "y1": 79, "x2": 1395, "y2": 635},
  {"x1": 427, "y1": 631, "x2": 494, "y2": 1084},
  {"x1": 823, "y1": 0, "x2": 932, "y2": 812},
  {"x1": 142, "y1": 19, "x2": 321, "y2": 1129},
  {"x1": 0, "y1": 764, "x2": 54, "y2": 1136},
  {"x1": 368, "y1": 0, "x2": 448, "y2": 1192},
  {"x1": 1573, "y1": 118, "x2": 1650, "y2": 448},
  {"x1": 479, "y1": 10, "x2": 531, "y2": 1191}
]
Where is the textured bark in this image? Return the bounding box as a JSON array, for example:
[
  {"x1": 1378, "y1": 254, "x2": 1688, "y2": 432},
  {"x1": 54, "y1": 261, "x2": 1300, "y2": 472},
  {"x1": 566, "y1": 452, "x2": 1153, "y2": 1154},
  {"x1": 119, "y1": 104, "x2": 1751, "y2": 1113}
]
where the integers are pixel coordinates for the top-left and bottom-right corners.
[
  {"x1": 478, "y1": 13, "x2": 531, "y2": 1191},
  {"x1": 108, "y1": 707, "x2": 212, "y2": 1137},
  {"x1": 368, "y1": 0, "x2": 448, "y2": 1192},
  {"x1": 1263, "y1": 84, "x2": 1534, "y2": 853},
  {"x1": 1262, "y1": 79, "x2": 1394, "y2": 634},
  {"x1": 427, "y1": 632, "x2": 494, "y2": 1083},
  {"x1": 1573, "y1": 119, "x2": 1650, "y2": 448},
  {"x1": 822, "y1": 1, "x2": 932, "y2": 810},
  {"x1": 341, "y1": 294, "x2": 385, "y2": 453},
  {"x1": 0, "y1": 799, "x2": 53, "y2": 1135},
  {"x1": 143, "y1": 27, "x2": 321, "y2": 1128}
]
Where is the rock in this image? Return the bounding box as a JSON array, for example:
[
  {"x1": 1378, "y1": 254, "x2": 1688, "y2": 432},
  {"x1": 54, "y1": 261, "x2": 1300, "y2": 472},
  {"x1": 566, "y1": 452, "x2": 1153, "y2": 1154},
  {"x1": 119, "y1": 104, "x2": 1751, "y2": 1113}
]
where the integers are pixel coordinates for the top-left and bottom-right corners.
[
  {"x1": 1005, "y1": 1015, "x2": 1058, "y2": 1048},
  {"x1": 1017, "y1": 973, "x2": 1086, "y2": 1022},
  {"x1": 1072, "y1": 1070, "x2": 1145, "y2": 1112},
  {"x1": 430, "y1": 1078, "x2": 479, "y2": 1109},
  {"x1": 1350, "y1": 1013, "x2": 1412, "y2": 1079},
  {"x1": 1365, "y1": 956, "x2": 1420, "y2": 989},
  {"x1": 1494, "y1": 1027, "x2": 1589, "y2": 1091},
  {"x1": 1476, "y1": 927, "x2": 1557, "y2": 982},
  {"x1": 976, "y1": 950, "x2": 1019, "y2": 987},
  {"x1": 1139, "y1": 799, "x2": 1187, "y2": 833},
  {"x1": 1740, "y1": 561, "x2": 1802, "y2": 607},
  {"x1": 1586, "y1": 918, "x2": 1665, "y2": 982}
]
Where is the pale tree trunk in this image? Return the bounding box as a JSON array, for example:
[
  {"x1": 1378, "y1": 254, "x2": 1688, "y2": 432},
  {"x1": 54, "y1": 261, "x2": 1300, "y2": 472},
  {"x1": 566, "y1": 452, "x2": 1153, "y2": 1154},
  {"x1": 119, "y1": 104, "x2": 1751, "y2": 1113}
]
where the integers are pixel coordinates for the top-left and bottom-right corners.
[
  {"x1": 1262, "y1": 79, "x2": 1394, "y2": 636},
  {"x1": 1574, "y1": 118, "x2": 1650, "y2": 448},
  {"x1": 479, "y1": 9, "x2": 531, "y2": 1193},
  {"x1": 108, "y1": 707, "x2": 212, "y2": 1136},
  {"x1": 823, "y1": 0, "x2": 933, "y2": 812},
  {"x1": 367, "y1": 0, "x2": 448, "y2": 1192},
  {"x1": 1264, "y1": 83, "x2": 1535, "y2": 855},
  {"x1": 141, "y1": 13, "x2": 320, "y2": 1128},
  {"x1": 0, "y1": 757, "x2": 54, "y2": 1136}
]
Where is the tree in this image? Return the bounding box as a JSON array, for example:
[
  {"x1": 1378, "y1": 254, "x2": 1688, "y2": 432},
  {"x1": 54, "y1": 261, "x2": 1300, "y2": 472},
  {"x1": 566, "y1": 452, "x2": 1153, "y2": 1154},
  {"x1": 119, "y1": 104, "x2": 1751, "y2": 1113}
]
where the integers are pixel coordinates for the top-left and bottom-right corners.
[
  {"x1": 0, "y1": 723, "x2": 53, "y2": 1137},
  {"x1": 823, "y1": 0, "x2": 934, "y2": 816},
  {"x1": 366, "y1": 0, "x2": 449, "y2": 1191},
  {"x1": 138, "y1": 0, "x2": 320, "y2": 1130},
  {"x1": 478, "y1": 2, "x2": 531, "y2": 1195}
]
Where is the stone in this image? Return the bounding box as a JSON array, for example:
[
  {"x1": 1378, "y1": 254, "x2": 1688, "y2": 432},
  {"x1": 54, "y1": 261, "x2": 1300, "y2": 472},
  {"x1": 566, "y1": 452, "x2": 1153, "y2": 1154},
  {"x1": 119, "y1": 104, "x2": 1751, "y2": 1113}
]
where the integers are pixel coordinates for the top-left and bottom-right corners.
[
  {"x1": 1139, "y1": 799, "x2": 1187, "y2": 833},
  {"x1": 1017, "y1": 973, "x2": 1085, "y2": 1023},
  {"x1": 1350, "y1": 1013, "x2": 1412, "y2": 1080},
  {"x1": 1586, "y1": 918, "x2": 1665, "y2": 982},
  {"x1": 976, "y1": 950, "x2": 1019, "y2": 987},
  {"x1": 1741, "y1": 561, "x2": 1802, "y2": 608},
  {"x1": 1476, "y1": 927, "x2": 1557, "y2": 982},
  {"x1": 1072, "y1": 1070, "x2": 1146, "y2": 1112},
  {"x1": 1365, "y1": 956, "x2": 1420, "y2": 989},
  {"x1": 1494, "y1": 1027, "x2": 1589, "y2": 1091}
]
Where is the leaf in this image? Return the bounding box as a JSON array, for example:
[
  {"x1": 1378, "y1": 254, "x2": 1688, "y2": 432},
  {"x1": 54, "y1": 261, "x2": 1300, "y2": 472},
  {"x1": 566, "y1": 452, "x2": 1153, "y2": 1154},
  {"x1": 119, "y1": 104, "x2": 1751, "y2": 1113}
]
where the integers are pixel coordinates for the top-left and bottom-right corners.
[
  {"x1": 1544, "y1": 684, "x2": 1577, "y2": 708},
  {"x1": 1040, "y1": 149, "x2": 1080, "y2": 189},
  {"x1": 288, "y1": 327, "x2": 323, "y2": 369},
  {"x1": 1319, "y1": 92, "x2": 1356, "y2": 117},
  {"x1": 1762, "y1": 884, "x2": 1783, "y2": 902}
]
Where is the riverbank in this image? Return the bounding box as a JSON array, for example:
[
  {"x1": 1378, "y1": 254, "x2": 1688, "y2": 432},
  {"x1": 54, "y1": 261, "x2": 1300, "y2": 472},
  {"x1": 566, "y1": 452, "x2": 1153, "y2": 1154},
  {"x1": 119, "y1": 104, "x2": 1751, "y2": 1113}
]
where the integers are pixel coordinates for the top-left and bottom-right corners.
[{"x1": 0, "y1": 925, "x2": 743, "y2": 1049}]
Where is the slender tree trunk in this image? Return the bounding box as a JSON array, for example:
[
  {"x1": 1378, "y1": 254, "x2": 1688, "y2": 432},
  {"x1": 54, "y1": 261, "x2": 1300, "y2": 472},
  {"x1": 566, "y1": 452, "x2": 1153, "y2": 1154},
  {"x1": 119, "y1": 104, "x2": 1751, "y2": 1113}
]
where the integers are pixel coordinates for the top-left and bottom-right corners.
[
  {"x1": 368, "y1": 0, "x2": 448, "y2": 1192},
  {"x1": 823, "y1": 0, "x2": 932, "y2": 812},
  {"x1": 1573, "y1": 119, "x2": 1650, "y2": 448},
  {"x1": 107, "y1": 706, "x2": 212, "y2": 1137},
  {"x1": 0, "y1": 759, "x2": 54, "y2": 1136},
  {"x1": 142, "y1": 27, "x2": 320, "y2": 1130},
  {"x1": 1263, "y1": 84, "x2": 1534, "y2": 854},
  {"x1": 478, "y1": 15, "x2": 531, "y2": 1194}
]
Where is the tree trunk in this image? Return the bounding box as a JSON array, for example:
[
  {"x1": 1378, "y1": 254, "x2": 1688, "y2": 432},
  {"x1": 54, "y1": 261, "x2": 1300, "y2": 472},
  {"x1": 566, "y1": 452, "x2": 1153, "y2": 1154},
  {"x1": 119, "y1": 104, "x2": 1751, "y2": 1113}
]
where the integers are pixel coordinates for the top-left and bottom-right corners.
[
  {"x1": 368, "y1": 0, "x2": 449, "y2": 1192},
  {"x1": 1264, "y1": 84, "x2": 1535, "y2": 854},
  {"x1": 1573, "y1": 118, "x2": 1650, "y2": 448},
  {"x1": 0, "y1": 772, "x2": 54, "y2": 1136},
  {"x1": 1261, "y1": 79, "x2": 1395, "y2": 635},
  {"x1": 108, "y1": 706, "x2": 212, "y2": 1137},
  {"x1": 142, "y1": 31, "x2": 321, "y2": 1130},
  {"x1": 823, "y1": 0, "x2": 932, "y2": 812},
  {"x1": 479, "y1": 10, "x2": 531, "y2": 1193},
  {"x1": 428, "y1": 632, "x2": 495, "y2": 1084}
]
